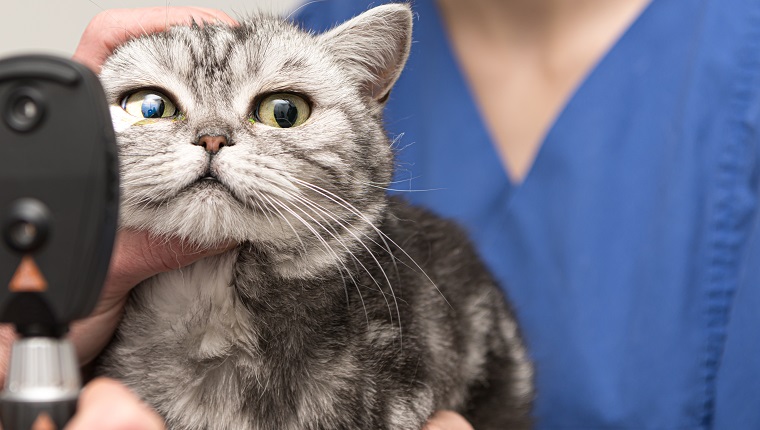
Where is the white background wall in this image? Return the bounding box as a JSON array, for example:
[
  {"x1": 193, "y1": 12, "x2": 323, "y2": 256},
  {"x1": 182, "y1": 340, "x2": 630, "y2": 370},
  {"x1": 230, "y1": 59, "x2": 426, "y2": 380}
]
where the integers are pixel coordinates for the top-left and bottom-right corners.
[{"x1": 0, "y1": 0, "x2": 302, "y2": 59}]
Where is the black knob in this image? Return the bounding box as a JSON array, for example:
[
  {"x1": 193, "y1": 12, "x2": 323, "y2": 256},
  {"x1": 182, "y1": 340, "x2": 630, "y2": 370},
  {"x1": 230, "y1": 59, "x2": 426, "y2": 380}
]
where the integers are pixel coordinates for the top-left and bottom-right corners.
[
  {"x1": 3, "y1": 87, "x2": 46, "y2": 133},
  {"x1": 3, "y1": 199, "x2": 51, "y2": 253}
]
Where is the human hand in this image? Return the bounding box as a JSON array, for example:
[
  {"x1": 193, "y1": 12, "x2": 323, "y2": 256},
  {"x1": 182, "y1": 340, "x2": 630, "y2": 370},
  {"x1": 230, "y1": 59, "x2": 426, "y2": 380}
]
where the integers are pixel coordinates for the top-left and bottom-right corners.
[
  {"x1": 72, "y1": 6, "x2": 237, "y2": 74},
  {"x1": 423, "y1": 411, "x2": 475, "y2": 430},
  {"x1": 64, "y1": 378, "x2": 164, "y2": 430}
]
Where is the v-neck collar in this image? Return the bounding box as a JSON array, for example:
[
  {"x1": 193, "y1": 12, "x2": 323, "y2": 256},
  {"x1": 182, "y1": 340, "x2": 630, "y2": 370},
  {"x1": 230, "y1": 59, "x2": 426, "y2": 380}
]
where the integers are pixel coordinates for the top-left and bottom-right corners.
[{"x1": 422, "y1": 0, "x2": 657, "y2": 199}]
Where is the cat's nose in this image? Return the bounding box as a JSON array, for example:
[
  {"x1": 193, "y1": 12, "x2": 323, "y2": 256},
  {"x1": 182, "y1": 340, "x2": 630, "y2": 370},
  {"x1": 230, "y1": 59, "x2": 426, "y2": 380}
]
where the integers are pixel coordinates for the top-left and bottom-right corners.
[{"x1": 195, "y1": 135, "x2": 229, "y2": 154}]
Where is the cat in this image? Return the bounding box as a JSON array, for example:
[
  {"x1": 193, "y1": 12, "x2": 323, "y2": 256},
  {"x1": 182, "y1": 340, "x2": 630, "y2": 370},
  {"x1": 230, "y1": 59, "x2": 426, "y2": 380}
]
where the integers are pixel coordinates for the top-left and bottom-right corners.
[{"x1": 96, "y1": 4, "x2": 534, "y2": 429}]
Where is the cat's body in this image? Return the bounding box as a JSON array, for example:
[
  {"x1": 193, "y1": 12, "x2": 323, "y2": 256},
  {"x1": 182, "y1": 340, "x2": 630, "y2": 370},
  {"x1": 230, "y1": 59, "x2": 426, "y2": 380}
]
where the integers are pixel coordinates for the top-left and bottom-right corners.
[{"x1": 97, "y1": 4, "x2": 534, "y2": 429}]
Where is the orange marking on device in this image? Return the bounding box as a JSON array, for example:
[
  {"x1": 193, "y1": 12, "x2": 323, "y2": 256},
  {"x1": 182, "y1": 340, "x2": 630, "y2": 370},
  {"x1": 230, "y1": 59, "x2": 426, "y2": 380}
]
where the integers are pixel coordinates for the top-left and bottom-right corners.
[
  {"x1": 31, "y1": 412, "x2": 57, "y2": 430},
  {"x1": 9, "y1": 255, "x2": 48, "y2": 292}
]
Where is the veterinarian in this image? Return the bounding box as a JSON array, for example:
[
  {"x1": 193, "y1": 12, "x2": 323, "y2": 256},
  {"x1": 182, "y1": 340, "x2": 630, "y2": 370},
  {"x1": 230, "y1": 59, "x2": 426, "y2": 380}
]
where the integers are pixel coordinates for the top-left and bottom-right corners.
[
  {"x1": 294, "y1": 0, "x2": 760, "y2": 429},
  {"x1": 0, "y1": 7, "x2": 468, "y2": 430}
]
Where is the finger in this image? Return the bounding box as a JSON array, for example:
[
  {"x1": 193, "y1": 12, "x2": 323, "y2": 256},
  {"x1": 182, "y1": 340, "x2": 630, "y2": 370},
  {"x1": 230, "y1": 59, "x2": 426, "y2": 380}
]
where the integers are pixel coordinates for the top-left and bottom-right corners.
[
  {"x1": 422, "y1": 411, "x2": 475, "y2": 430},
  {"x1": 73, "y1": 7, "x2": 237, "y2": 73},
  {"x1": 65, "y1": 378, "x2": 164, "y2": 430},
  {"x1": 133, "y1": 7, "x2": 237, "y2": 32},
  {"x1": 105, "y1": 229, "x2": 236, "y2": 298},
  {"x1": 186, "y1": 7, "x2": 238, "y2": 25},
  {"x1": 106, "y1": 7, "x2": 236, "y2": 37}
]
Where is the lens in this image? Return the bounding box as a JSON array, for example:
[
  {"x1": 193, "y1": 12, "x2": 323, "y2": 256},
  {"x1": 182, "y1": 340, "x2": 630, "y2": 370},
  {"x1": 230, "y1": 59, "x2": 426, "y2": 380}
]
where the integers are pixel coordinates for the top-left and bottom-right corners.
[
  {"x1": 12, "y1": 97, "x2": 38, "y2": 121},
  {"x1": 4, "y1": 88, "x2": 45, "y2": 132},
  {"x1": 7, "y1": 222, "x2": 37, "y2": 250},
  {"x1": 3, "y1": 198, "x2": 51, "y2": 253}
]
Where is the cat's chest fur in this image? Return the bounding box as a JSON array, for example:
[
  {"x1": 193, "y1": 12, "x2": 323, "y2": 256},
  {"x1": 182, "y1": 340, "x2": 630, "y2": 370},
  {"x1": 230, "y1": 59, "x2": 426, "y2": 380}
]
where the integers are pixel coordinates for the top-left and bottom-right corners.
[
  {"x1": 112, "y1": 253, "x2": 257, "y2": 428},
  {"x1": 133, "y1": 251, "x2": 243, "y2": 360},
  {"x1": 102, "y1": 210, "x2": 533, "y2": 430},
  {"x1": 109, "y1": 251, "x2": 375, "y2": 430}
]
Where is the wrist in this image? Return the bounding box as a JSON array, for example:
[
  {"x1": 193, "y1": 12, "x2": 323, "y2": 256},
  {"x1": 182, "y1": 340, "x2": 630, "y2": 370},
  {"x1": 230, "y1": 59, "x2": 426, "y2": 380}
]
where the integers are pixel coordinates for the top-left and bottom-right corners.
[
  {"x1": 68, "y1": 296, "x2": 127, "y2": 366},
  {"x1": 0, "y1": 324, "x2": 17, "y2": 387}
]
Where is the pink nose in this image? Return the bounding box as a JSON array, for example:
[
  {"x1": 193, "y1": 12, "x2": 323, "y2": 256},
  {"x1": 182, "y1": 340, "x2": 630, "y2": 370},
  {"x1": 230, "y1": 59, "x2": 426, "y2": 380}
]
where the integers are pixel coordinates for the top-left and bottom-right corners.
[{"x1": 196, "y1": 135, "x2": 228, "y2": 153}]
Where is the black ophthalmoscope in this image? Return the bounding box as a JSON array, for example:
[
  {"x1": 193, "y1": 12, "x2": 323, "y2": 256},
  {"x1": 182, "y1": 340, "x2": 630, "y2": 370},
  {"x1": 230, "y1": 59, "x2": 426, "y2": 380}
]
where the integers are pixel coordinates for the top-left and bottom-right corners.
[{"x1": 0, "y1": 55, "x2": 119, "y2": 430}]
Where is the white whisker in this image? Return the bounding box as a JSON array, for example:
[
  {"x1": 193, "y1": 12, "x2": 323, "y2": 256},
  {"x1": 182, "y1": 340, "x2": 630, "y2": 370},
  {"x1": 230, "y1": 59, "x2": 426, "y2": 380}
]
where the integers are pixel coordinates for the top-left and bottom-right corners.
[
  {"x1": 273, "y1": 194, "x2": 372, "y2": 327},
  {"x1": 276, "y1": 188, "x2": 393, "y2": 328},
  {"x1": 292, "y1": 178, "x2": 451, "y2": 309},
  {"x1": 259, "y1": 194, "x2": 307, "y2": 256}
]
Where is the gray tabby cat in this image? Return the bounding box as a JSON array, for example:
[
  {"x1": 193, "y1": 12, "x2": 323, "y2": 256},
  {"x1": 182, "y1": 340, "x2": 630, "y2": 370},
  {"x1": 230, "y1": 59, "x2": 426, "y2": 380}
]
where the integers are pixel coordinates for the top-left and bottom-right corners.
[{"x1": 96, "y1": 4, "x2": 533, "y2": 429}]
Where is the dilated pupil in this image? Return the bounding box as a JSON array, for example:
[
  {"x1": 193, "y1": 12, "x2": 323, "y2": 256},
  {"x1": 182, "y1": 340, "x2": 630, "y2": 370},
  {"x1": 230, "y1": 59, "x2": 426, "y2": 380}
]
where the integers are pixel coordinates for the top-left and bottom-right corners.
[
  {"x1": 272, "y1": 99, "x2": 297, "y2": 128},
  {"x1": 142, "y1": 95, "x2": 166, "y2": 118}
]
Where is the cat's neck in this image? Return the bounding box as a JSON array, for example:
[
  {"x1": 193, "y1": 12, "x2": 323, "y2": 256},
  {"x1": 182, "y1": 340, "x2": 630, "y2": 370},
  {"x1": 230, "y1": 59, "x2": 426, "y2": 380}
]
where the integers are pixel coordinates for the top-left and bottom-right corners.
[{"x1": 133, "y1": 246, "x2": 354, "y2": 361}]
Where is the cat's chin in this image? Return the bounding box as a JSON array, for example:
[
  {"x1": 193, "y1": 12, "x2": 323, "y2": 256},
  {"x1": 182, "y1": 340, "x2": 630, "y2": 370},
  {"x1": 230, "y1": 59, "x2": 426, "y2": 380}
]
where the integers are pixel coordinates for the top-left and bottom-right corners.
[
  {"x1": 120, "y1": 183, "x2": 285, "y2": 248},
  {"x1": 120, "y1": 182, "x2": 387, "y2": 278}
]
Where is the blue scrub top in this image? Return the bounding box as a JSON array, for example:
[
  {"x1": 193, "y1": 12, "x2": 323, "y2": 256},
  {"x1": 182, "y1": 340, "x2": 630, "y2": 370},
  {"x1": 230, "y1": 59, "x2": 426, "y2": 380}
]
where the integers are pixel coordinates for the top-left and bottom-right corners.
[{"x1": 296, "y1": 0, "x2": 760, "y2": 428}]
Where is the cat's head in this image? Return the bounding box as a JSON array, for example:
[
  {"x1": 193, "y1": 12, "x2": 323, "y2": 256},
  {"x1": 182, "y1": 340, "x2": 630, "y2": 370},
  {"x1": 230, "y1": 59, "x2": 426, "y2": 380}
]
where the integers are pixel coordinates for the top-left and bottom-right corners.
[{"x1": 100, "y1": 4, "x2": 412, "y2": 275}]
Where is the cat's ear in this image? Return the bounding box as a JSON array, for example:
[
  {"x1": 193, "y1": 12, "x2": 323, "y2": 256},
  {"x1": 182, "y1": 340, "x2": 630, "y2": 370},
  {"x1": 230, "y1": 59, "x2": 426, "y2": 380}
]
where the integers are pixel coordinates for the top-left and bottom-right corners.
[{"x1": 319, "y1": 3, "x2": 413, "y2": 102}]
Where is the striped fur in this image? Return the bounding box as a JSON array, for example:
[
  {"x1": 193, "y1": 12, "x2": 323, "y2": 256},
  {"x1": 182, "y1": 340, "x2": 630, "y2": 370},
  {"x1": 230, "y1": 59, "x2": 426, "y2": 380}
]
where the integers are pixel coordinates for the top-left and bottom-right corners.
[{"x1": 97, "y1": 4, "x2": 534, "y2": 429}]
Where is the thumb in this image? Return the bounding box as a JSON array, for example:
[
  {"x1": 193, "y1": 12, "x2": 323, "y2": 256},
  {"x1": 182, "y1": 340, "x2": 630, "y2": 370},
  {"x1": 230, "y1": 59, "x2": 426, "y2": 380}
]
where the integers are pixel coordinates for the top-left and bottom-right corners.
[
  {"x1": 422, "y1": 411, "x2": 474, "y2": 430},
  {"x1": 64, "y1": 378, "x2": 164, "y2": 430}
]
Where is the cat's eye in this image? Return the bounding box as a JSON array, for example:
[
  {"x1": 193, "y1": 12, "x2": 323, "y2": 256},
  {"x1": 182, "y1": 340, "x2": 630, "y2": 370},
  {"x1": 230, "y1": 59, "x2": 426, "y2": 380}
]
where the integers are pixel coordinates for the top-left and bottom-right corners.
[
  {"x1": 121, "y1": 90, "x2": 178, "y2": 119},
  {"x1": 254, "y1": 93, "x2": 310, "y2": 128}
]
